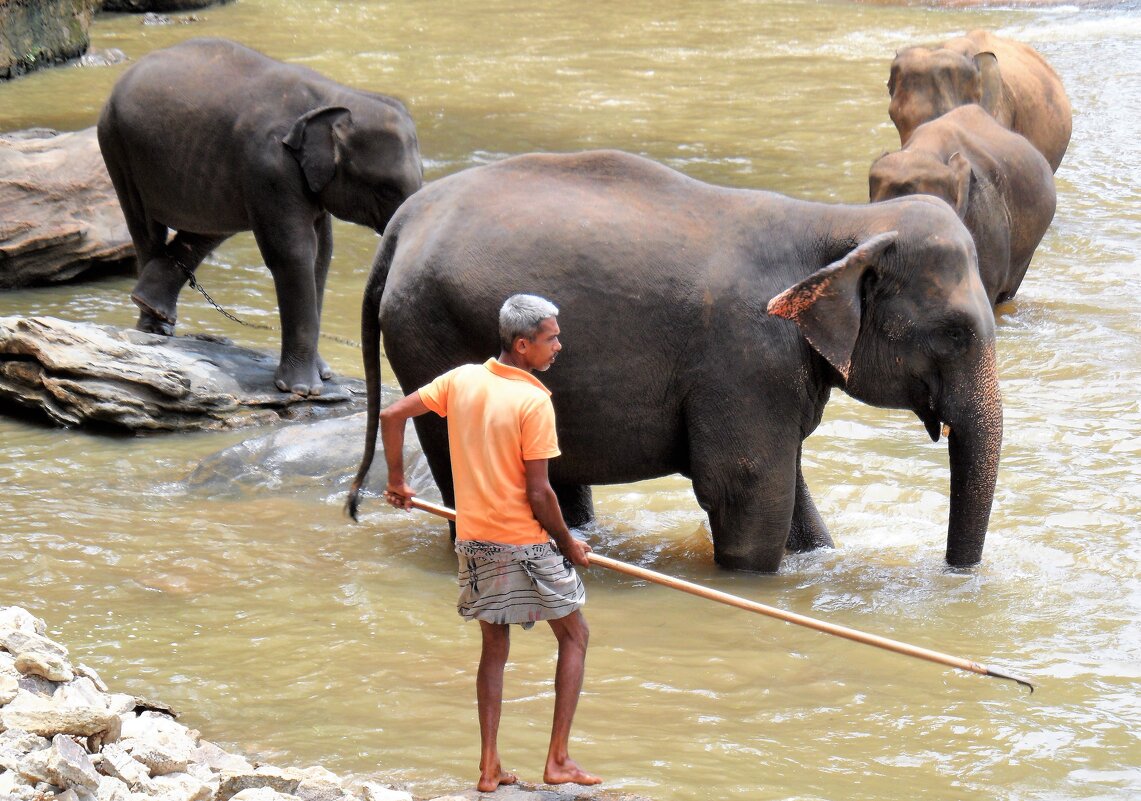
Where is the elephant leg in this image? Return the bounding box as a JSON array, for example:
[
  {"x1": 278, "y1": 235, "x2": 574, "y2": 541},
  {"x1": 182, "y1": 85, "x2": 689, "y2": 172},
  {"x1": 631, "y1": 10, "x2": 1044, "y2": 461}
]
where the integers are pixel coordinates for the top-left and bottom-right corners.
[
  {"x1": 251, "y1": 217, "x2": 323, "y2": 395},
  {"x1": 786, "y1": 455, "x2": 833, "y2": 552},
  {"x1": 554, "y1": 483, "x2": 594, "y2": 529},
  {"x1": 690, "y1": 433, "x2": 798, "y2": 573},
  {"x1": 313, "y1": 213, "x2": 334, "y2": 380},
  {"x1": 133, "y1": 232, "x2": 227, "y2": 335}
]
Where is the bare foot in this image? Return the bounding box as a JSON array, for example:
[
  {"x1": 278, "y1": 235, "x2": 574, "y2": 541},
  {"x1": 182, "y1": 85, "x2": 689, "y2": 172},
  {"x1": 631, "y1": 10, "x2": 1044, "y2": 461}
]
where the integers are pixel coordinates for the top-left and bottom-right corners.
[
  {"x1": 477, "y1": 767, "x2": 518, "y2": 793},
  {"x1": 544, "y1": 756, "x2": 601, "y2": 786}
]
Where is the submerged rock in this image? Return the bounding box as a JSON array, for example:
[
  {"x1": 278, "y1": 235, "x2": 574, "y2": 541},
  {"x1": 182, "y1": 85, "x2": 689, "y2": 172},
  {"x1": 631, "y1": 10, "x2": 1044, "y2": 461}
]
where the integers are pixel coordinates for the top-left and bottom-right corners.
[
  {"x1": 187, "y1": 410, "x2": 435, "y2": 504},
  {"x1": 0, "y1": 316, "x2": 364, "y2": 432}
]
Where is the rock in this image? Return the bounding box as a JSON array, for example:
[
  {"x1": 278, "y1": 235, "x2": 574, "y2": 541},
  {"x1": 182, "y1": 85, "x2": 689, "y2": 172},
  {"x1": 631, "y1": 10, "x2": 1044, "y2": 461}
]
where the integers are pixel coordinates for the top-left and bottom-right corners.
[
  {"x1": 46, "y1": 733, "x2": 102, "y2": 792},
  {"x1": 186, "y1": 408, "x2": 434, "y2": 502},
  {"x1": 359, "y1": 784, "x2": 414, "y2": 801},
  {"x1": 1, "y1": 680, "x2": 117, "y2": 737},
  {"x1": 229, "y1": 789, "x2": 297, "y2": 801},
  {"x1": 0, "y1": 1, "x2": 100, "y2": 80},
  {"x1": 0, "y1": 128, "x2": 134, "y2": 287},
  {"x1": 217, "y1": 765, "x2": 302, "y2": 800},
  {"x1": 99, "y1": 741, "x2": 151, "y2": 790},
  {"x1": 0, "y1": 316, "x2": 364, "y2": 432},
  {"x1": 0, "y1": 607, "x2": 47, "y2": 636},
  {"x1": 102, "y1": 0, "x2": 233, "y2": 12},
  {"x1": 5, "y1": 628, "x2": 75, "y2": 682}
]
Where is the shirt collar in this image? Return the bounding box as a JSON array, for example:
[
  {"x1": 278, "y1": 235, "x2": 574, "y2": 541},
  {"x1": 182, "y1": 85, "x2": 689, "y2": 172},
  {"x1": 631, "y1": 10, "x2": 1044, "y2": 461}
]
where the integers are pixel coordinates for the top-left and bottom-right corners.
[{"x1": 483, "y1": 357, "x2": 552, "y2": 396}]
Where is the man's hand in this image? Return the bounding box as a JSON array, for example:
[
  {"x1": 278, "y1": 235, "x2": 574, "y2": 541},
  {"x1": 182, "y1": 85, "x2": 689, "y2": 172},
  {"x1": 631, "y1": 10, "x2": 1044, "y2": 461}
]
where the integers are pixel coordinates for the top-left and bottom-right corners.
[
  {"x1": 558, "y1": 535, "x2": 592, "y2": 568},
  {"x1": 384, "y1": 481, "x2": 418, "y2": 510}
]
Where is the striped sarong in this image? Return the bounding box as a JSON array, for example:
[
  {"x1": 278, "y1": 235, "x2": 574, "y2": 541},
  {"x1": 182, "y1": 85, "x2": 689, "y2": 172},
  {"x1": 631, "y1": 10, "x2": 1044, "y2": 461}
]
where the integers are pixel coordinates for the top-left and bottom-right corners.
[{"x1": 455, "y1": 539, "x2": 586, "y2": 629}]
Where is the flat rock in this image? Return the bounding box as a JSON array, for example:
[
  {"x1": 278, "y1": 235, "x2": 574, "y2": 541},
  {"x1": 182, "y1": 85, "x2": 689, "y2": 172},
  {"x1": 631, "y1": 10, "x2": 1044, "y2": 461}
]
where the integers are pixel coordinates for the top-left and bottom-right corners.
[{"x1": 0, "y1": 316, "x2": 364, "y2": 432}]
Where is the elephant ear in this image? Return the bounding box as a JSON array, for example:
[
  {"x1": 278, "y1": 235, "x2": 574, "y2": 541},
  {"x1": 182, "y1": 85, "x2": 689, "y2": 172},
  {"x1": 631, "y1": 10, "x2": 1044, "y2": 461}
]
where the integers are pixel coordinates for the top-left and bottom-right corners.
[
  {"x1": 947, "y1": 151, "x2": 973, "y2": 218},
  {"x1": 767, "y1": 231, "x2": 898, "y2": 381},
  {"x1": 973, "y1": 52, "x2": 1002, "y2": 116},
  {"x1": 282, "y1": 106, "x2": 352, "y2": 194}
]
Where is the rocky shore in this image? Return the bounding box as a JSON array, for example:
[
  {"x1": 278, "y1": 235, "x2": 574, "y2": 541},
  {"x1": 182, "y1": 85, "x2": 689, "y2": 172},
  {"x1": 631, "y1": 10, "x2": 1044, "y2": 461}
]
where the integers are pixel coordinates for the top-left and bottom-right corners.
[{"x1": 0, "y1": 606, "x2": 651, "y2": 801}]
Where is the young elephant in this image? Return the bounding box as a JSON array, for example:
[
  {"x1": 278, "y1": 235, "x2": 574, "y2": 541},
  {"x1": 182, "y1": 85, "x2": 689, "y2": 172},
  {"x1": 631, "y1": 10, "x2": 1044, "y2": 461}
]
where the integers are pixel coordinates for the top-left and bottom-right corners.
[
  {"x1": 349, "y1": 151, "x2": 1002, "y2": 574},
  {"x1": 98, "y1": 37, "x2": 423, "y2": 395},
  {"x1": 888, "y1": 29, "x2": 1072, "y2": 173},
  {"x1": 869, "y1": 104, "x2": 1056, "y2": 305}
]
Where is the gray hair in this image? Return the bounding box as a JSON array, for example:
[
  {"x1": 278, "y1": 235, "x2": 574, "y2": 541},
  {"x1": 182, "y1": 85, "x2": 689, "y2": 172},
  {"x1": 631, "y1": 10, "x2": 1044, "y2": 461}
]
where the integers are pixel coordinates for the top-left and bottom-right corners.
[{"x1": 499, "y1": 294, "x2": 559, "y2": 350}]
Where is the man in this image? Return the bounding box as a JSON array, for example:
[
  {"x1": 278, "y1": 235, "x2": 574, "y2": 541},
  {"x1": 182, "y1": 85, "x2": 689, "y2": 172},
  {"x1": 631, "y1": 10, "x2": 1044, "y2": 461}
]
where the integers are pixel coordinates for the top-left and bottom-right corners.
[{"x1": 379, "y1": 294, "x2": 601, "y2": 792}]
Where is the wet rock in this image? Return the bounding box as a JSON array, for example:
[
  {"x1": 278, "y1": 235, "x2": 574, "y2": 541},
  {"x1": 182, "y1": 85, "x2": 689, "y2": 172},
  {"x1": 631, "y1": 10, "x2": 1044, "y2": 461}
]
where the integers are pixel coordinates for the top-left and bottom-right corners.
[
  {"x1": 0, "y1": 128, "x2": 134, "y2": 287},
  {"x1": 0, "y1": 316, "x2": 364, "y2": 432},
  {"x1": 187, "y1": 409, "x2": 434, "y2": 503},
  {"x1": 0, "y1": 1, "x2": 100, "y2": 80}
]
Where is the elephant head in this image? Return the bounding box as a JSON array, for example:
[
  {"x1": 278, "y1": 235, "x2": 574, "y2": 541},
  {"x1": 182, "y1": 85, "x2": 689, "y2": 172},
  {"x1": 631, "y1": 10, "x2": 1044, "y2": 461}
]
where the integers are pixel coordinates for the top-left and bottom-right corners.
[
  {"x1": 768, "y1": 202, "x2": 1001, "y2": 566},
  {"x1": 283, "y1": 102, "x2": 423, "y2": 233},
  {"x1": 869, "y1": 149, "x2": 972, "y2": 217},
  {"x1": 887, "y1": 46, "x2": 1003, "y2": 146}
]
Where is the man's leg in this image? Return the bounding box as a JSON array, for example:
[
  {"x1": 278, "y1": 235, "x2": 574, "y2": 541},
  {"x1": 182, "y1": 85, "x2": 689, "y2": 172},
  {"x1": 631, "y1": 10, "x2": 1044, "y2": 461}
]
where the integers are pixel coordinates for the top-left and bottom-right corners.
[
  {"x1": 544, "y1": 611, "x2": 602, "y2": 786},
  {"x1": 476, "y1": 621, "x2": 517, "y2": 792}
]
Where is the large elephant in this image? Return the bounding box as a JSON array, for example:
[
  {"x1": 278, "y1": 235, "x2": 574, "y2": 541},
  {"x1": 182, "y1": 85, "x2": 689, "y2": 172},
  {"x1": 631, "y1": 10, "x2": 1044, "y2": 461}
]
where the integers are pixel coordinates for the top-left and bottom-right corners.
[
  {"x1": 348, "y1": 151, "x2": 1002, "y2": 574},
  {"x1": 97, "y1": 37, "x2": 423, "y2": 395},
  {"x1": 869, "y1": 104, "x2": 1056, "y2": 306},
  {"x1": 887, "y1": 29, "x2": 1072, "y2": 173}
]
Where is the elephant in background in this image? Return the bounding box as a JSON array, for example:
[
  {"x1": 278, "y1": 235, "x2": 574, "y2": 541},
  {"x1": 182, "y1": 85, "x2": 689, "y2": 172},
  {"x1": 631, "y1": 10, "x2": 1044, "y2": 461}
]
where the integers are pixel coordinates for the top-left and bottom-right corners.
[
  {"x1": 98, "y1": 37, "x2": 423, "y2": 396},
  {"x1": 887, "y1": 29, "x2": 1072, "y2": 173},
  {"x1": 349, "y1": 150, "x2": 1002, "y2": 574},
  {"x1": 869, "y1": 104, "x2": 1056, "y2": 306}
]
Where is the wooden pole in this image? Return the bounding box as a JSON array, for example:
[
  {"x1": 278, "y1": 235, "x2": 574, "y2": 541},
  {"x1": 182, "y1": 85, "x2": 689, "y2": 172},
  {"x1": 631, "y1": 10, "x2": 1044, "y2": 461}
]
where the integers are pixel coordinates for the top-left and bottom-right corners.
[{"x1": 405, "y1": 497, "x2": 1034, "y2": 692}]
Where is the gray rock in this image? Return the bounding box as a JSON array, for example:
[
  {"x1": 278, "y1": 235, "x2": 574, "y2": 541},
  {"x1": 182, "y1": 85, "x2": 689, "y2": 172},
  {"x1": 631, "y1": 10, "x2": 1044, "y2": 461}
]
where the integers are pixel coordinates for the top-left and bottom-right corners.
[
  {"x1": 187, "y1": 408, "x2": 434, "y2": 502},
  {"x1": 0, "y1": 316, "x2": 364, "y2": 432},
  {"x1": 46, "y1": 733, "x2": 102, "y2": 792},
  {"x1": 217, "y1": 765, "x2": 303, "y2": 800},
  {"x1": 0, "y1": 128, "x2": 133, "y2": 285}
]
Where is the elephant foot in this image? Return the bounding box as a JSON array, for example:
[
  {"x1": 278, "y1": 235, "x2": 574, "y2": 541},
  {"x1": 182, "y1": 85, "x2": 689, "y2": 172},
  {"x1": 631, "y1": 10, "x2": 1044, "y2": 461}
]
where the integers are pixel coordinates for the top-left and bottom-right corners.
[
  {"x1": 274, "y1": 362, "x2": 324, "y2": 397},
  {"x1": 132, "y1": 291, "x2": 177, "y2": 336}
]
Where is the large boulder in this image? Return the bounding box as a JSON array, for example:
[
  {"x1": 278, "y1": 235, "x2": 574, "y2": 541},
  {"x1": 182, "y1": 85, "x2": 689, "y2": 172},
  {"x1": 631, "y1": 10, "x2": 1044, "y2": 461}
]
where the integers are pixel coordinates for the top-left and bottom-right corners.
[
  {"x1": 0, "y1": 127, "x2": 134, "y2": 288},
  {"x1": 0, "y1": 0, "x2": 99, "y2": 80},
  {"x1": 0, "y1": 316, "x2": 364, "y2": 432}
]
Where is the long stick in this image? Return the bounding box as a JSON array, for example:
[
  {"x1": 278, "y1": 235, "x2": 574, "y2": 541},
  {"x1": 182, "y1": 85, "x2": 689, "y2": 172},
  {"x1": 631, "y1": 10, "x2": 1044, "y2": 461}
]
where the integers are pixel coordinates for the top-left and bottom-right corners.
[{"x1": 405, "y1": 497, "x2": 1034, "y2": 692}]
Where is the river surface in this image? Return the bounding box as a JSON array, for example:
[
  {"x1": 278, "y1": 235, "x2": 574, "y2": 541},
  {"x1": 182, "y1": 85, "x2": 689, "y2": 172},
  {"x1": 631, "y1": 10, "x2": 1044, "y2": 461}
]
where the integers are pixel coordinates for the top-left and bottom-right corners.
[{"x1": 1, "y1": 2, "x2": 1138, "y2": 799}]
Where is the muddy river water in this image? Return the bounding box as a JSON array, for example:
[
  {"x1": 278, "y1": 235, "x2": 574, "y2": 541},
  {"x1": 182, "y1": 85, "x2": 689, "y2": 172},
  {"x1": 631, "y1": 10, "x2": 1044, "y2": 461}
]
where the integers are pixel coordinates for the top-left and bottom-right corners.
[{"x1": 1, "y1": 1, "x2": 1138, "y2": 799}]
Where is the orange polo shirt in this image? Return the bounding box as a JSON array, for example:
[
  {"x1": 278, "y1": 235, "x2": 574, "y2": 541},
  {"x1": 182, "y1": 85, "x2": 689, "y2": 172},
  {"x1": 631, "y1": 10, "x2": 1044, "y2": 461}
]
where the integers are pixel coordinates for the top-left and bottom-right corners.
[{"x1": 418, "y1": 358, "x2": 561, "y2": 545}]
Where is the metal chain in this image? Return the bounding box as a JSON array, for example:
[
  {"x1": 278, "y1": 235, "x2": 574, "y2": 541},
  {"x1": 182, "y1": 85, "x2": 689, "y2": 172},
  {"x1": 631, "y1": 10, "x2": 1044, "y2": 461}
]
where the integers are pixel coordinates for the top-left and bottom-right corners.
[{"x1": 180, "y1": 266, "x2": 361, "y2": 349}]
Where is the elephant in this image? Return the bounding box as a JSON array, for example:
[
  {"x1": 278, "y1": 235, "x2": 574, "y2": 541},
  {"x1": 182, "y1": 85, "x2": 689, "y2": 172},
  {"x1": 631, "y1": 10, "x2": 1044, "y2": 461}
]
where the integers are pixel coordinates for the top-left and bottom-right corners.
[
  {"x1": 887, "y1": 29, "x2": 1072, "y2": 173},
  {"x1": 97, "y1": 37, "x2": 423, "y2": 395},
  {"x1": 869, "y1": 104, "x2": 1056, "y2": 306},
  {"x1": 347, "y1": 150, "x2": 1003, "y2": 574}
]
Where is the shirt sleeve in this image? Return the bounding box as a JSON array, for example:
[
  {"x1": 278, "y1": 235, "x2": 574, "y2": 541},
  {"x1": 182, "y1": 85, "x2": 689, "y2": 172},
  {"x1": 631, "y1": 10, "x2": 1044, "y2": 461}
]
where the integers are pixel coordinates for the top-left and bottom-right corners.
[
  {"x1": 520, "y1": 395, "x2": 561, "y2": 461},
  {"x1": 418, "y1": 369, "x2": 453, "y2": 417}
]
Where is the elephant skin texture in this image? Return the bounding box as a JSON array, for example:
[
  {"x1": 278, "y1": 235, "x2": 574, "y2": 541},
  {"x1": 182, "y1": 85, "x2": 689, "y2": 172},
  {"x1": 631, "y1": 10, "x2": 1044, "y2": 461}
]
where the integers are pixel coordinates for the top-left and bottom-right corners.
[
  {"x1": 869, "y1": 104, "x2": 1056, "y2": 306},
  {"x1": 97, "y1": 37, "x2": 423, "y2": 397},
  {"x1": 351, "y1": 150, "x2": 1003, "y2": 574},
  {"x1": 887, "y1": 29, "x2": 1072, "y2": 173}
]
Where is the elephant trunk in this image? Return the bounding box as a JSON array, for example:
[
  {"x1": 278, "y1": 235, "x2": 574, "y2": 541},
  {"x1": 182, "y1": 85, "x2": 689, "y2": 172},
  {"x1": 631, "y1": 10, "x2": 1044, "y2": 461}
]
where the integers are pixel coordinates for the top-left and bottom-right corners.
[{"x1": 944, "y1": 349, "x2": 1003, "y2": 567}]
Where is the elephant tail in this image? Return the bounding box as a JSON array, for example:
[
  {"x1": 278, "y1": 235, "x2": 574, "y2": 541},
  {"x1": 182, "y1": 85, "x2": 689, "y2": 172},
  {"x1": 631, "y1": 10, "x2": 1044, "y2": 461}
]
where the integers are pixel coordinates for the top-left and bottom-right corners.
[{"x1": 345, "y1": 227, "x2": 400, "y2": 521}]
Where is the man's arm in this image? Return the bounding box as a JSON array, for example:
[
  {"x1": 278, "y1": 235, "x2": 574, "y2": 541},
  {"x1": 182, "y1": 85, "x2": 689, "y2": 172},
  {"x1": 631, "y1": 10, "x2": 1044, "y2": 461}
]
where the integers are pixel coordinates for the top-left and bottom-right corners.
[
  {"x1": 380, "y1": 391, "x2": 431, "y2": 509},
  {"x1": 524, "y1": 458, "x2": 591, "y2": 567}
]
